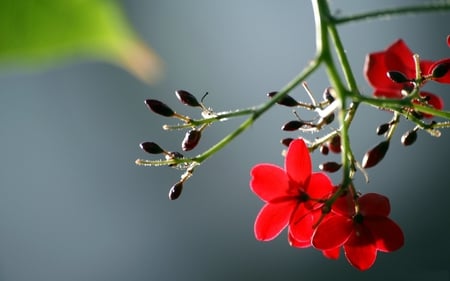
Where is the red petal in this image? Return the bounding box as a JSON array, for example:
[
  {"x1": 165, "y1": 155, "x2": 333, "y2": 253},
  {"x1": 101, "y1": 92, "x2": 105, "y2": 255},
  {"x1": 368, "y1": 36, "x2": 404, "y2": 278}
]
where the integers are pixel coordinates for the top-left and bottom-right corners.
[
  {"x1": 421, "y1": 92, "x2": 444, "y2": 110},
  {"x1": 343, "y1": 226, "x2": 377, "y2": 271},
  {"x1": 385, "y1": 39, "x2": 416, "y2": 79},
  {"x1": 306, "y1": 172, "x2": 333, "y2": 200},
  {"x1": 332, "y1": 192, "x2": 355, "y2": 217},
  {"x1": 447, "y1": 35, "x2": 450, "y2": 47},
  {"x1": 322, "y1": 247, "x2": 340, "y2": 260},
  {"x1": 429, "y1": 58, "x2": 450, "y2": 84},
  {"x1": 413, "y1": 92, "x2": 444, "y2": 118},
  {"x1": 290, "y1": 206, "x2": 320, "y2": 242},
  {"x1": 250, "y1": 164, "x2": 290, "y2": 202},
  {"x1": 358, "y1": 193, "x2": 390, "y2": 217},
  {"x1": 288, "y1": 230, "x2": 311, "y2": 248},
  {"x1": 364, "y1": 217, "x2": 404, "y2": 252},
  {"x1": 285, "y1": 139, "x2": 311, "y2": 186},
  {"x1": 420, "y1": 59, "x2": 436, "y2": 76},
  {"x1": 364, "y1": 52, "x2": 394, "y2": 89},
  {"x1": 312, "y1": 215, "x2": 353, "y2": 250},
  {"x1": 254, "y1": 201, "x2": 296, "y2": 241}
]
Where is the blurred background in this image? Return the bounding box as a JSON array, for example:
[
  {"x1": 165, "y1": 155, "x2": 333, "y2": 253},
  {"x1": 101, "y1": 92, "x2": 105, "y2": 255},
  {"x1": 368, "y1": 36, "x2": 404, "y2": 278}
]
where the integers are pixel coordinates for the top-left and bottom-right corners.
[{"x1": 0, "y1": 1, "x2": 449, "y2": 280}]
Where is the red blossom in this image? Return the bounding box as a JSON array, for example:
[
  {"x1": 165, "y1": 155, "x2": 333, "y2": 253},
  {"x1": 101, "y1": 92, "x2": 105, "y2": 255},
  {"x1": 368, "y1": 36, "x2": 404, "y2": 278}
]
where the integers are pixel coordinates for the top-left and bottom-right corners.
[
  {"x1": 249, "y1": 139, "x2": 333, "y2": 244},
  {"x1": 312, "y1": 193, "x2": 404, "y2": 271},
  {"x1": 364, "y1": 39, "x2": 447, "y2": 117}
]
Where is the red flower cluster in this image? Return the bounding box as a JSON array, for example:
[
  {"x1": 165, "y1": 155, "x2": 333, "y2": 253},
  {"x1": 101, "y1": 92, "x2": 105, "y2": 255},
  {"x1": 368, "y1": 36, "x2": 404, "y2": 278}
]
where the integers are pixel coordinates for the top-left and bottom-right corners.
[
  {"x1": 364, "y1": 37, "x2": 450, "y2": 117},
  {"x1": 249, "y1": 139, "x2": 404, "y2": 270}
]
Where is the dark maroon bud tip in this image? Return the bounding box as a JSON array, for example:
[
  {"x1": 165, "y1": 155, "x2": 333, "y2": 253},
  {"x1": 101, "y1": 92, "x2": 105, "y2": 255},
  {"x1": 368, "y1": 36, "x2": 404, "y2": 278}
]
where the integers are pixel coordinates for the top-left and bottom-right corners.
[
  {"x1": 319, "y1": 162, "x2": 342, "y2": 173},
  {"x1": 376, "y1": 123, "x2": 390, "y2": 135},
  {"x1": 401, "y1": 129, "x2": 417, "y2": 146},
  {"x1": 328, "y1": 135, "x2": 341, "y2": 153},
  {"x1": 319, "y1": 113, "x2": 335, "y2": 125},
  {"x1": 320, "y1": 144, "x2": 329, "y2": 155},
  {"x1": 281, "y1": 120, "x2": 304, "y2": 131},
  {"x1": 387, "y1": 71, "x2": 410, "y2": 83},
  {"x1": 322, "y1": 87, "x2": 335, "y2": 103},
  {"x1": 168, "y1": 181, "x2": 183, "y2": 200},
  {"x1": 431, "y1": 63, "x2": 449, "y2": 78},
  {"x1": 267, "y1": 91, "x2": 299, "y2": 107},
  {"x1": 281, "y1": 138, "x2": 294, "y2": 147},
  {"x1": 145, "y1": 99, "x2": 175, "y2": 117},
  {"x1": 181, "y1": 129, "x2": 202, "y2": 151},
  {"x1": 140, "y1": 141, "x2": 165, "y2": 154},
  {"x1": 361, "y1": 140, "x2": 390, "y2": 168},
  {"x1": 175, "y1": 90, "x2": 202, "y2": 107}
]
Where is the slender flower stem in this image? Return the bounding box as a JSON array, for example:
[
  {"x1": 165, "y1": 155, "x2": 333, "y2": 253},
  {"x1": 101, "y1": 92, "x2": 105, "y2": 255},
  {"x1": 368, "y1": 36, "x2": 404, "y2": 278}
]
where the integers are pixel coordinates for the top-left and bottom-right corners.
[
  {"x1": 193, "y1": 57, "x2": 321, "y2": 163},
  {"x1": 332, "y1": 2, "x2": 450, "y2": 25}
]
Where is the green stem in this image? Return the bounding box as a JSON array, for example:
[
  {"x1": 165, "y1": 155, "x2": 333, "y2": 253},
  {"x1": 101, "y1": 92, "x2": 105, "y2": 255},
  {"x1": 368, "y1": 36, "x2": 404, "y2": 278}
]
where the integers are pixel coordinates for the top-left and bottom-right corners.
[
  {"x1": 332, "y1": 2, "x2": 450, "y2": 25},
  {"x1": 193, "y1": 56, "x2": 321, "y2": 163}
]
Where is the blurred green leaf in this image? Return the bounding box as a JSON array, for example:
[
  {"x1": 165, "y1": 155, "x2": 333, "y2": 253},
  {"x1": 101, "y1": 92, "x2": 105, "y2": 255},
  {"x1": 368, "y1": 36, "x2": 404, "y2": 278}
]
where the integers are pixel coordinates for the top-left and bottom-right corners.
[{"x1": 0, "y1": 0, "x2": 163, "y2": 83}]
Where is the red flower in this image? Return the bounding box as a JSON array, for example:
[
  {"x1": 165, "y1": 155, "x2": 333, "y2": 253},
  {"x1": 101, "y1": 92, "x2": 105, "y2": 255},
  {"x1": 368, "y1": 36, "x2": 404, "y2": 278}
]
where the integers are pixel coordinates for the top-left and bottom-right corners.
[
  {"x1": 364, "y1": 39, "x2": 446, "y2": 116},
  {"x1": 249, "y1": 139, "x2": 333, "y2": 243},
  {"x1": 312, "y1": 193, "x2": 404, "y2": 271}
]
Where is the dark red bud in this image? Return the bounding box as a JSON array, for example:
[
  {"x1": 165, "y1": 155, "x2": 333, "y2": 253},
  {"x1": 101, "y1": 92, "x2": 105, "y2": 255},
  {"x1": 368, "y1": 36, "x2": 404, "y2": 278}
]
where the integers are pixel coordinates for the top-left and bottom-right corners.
[
  {"x1": 281, "y1": 120, "x2": 304, "y2": 131},
  {"x1": 181, "y1": 129, "x2": 202, "y2": 151},
  {"x1": 387, "y1": 71, "x2": 410, "y2": 83},
  {"x1": 319, "y1": 162, "x2": 342, "y2": 173},
  {"x1": 267, "y1": 91, "x2": 299, "y2": 107},
  {"x1": 322, "y1": 87, "x2": 335, "y2": 103},
  {"x1": 175, "y1": 90, "x2": 202, "y2": 107},
  {"x1": 145, "y1": 99, "x2": 175, "y2": 117},
  {"x1": 401, "y1": 129, "x2": 417, "y2": 146},
  {"x1": 376, "y1": 123, "x2": 390, "y2": 135},
  {"x1": 328, "y1": 135, "x2": 341, "y2": 153},
  {"x1": 320, "y1": 144, "x2": 329, "y2": 155},
  {"x1": 281, "y1": 138, "x2": 294, "y2": 147},
  {"x1": 361, "y1": 140, "x2": 390, "y2": 168},
  {"x1": 431, "y1": 63, "x2": 449, "y2": 78},
  {"x1": 319, "y1": 113, "x2": 335, "y2": 125},
  {"x1": 140, "y1": 141, "x2": 165, "y2": 154},
  {"x1": 168, "y1": 181, "x2": 183, "y2": 200}
]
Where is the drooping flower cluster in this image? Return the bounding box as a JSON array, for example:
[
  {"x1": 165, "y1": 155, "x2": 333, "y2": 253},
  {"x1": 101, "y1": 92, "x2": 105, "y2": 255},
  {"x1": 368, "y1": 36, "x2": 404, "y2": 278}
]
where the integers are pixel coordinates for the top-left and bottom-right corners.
[{"x1": 249, "y1": 139, "x2": 404, "y2": 270}]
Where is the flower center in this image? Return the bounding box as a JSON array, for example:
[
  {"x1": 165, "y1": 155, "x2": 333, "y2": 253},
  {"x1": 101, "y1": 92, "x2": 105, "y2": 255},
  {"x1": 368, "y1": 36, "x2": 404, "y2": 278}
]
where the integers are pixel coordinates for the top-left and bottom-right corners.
[
  {"x1": 298, "y1": 191, "x2": 310, "y2": 202},
  {"x1": 353, "y1": 213, "x2": 364, "y2": 224}
]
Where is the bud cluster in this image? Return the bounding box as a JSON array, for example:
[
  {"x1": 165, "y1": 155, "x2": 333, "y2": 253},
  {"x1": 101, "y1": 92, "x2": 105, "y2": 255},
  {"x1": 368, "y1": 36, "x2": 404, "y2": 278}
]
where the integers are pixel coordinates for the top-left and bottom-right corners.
[{"x1": 137, "y1": 90, "x2": 216, "y2": 200}]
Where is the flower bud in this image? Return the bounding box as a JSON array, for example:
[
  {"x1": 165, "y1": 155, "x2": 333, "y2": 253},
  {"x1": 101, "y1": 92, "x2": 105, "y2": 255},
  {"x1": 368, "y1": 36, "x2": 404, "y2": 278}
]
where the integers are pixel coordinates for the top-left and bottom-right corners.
[
  {"x1": 175, "y1": 90, "x2": 202, "y2": 107},
  {"x1": 387, "y1": 71, "x2": 410, "y2": 83},
  {"x1": 145, "y1": 99, "x2": 175, "y2": 117},
  {"x1": 431, "y1": 63, "x2": 449, "y2": 79},
  {"x1": 401, "y1": 129, "x2": 417, "y2": 146},
  {"x1": 361, "y1": 140, "x2": 390, "y2": 168},
  {"x1": 182, "y1": 129, "x2": 202, "y2": 151},
  {"x1": 318, "y1": 112, "x2": 335, "y2": 126},
  {"x1": 281, "y1": 138, "x2": 294, "y2": 147},
  {"x1": 281, "y1": 120, "x2": 304, "y2": 131},
  {"x1": 322, "y1": 87, "x2": 335, "y2": 103},
  {"x1": 140, "y1": 141, "x2": 165, "y2": 154},
  {"x1": 319, "y1": 144, "x2": 329, "y2": 155},
  {"x1": 328, "y1": 135, "x2": 341, "y2": 153},
  {"x1": 168, "y1": 181, "x2": 183, "y2": 200},
  {"x1": 267, "y1": 91, "x2": 299, "y2": 107},
  {"x1": 319, "y1": 162, "x2": 342, "y2": 173},
  {"x1": 376, "y1": 123, "x2": 390, "y2": 135}
]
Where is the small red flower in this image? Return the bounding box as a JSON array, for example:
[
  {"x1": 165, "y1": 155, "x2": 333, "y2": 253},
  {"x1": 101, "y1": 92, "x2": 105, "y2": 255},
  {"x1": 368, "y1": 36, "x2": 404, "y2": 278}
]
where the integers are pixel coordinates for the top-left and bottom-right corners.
[
  {"x1": 364, "y1": 39, "x2": 446, "y2": 116},
  {"x1": 249, "y1": 139, "x2": 333, "y2": 243},
  {"x1": 312, "y1": 193, "x2": 404, "y2": 271}
]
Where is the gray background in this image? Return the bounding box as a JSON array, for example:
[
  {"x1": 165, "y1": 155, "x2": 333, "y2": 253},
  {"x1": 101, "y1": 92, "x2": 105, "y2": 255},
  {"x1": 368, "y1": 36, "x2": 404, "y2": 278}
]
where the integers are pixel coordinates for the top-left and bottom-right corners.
[{"x1": 0, "y1": 1, "x2": 449, "y2": 280}]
